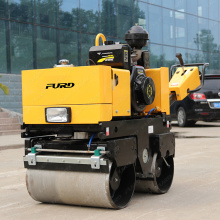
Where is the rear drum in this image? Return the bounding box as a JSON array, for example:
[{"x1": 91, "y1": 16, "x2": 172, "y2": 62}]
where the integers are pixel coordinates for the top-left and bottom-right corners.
[{"x1": 135, "y1": 155, "x2": 174, "y2": 193}]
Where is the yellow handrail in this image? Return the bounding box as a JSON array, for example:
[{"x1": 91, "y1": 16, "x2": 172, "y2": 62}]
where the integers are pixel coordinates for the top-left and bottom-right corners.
[{"x1": 95, "y1": 33, "x2": 106, "y2": 46}]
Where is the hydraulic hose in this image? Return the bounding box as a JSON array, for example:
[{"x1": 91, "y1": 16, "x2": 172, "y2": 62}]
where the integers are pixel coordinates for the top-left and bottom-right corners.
[
  {"x1": 145, "y1": 108, "x2": 156, "y2": 119},
  {"x1": 88, "y1": 133, "x2": 96, "y2": 150}
]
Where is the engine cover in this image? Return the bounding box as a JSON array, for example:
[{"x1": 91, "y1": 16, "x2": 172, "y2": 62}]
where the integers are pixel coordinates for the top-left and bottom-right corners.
[
  {"x1": 89, "y1": 43, "x2": 131, "y2": 70},
  {"x1": 131, "y1": 66, "x2": 155, "y2": 112}
]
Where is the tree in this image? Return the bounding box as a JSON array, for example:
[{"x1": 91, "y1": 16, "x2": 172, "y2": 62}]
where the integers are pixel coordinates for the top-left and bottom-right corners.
[
  {"x1": 100, "y1": 0, "x2": 117, "y2": 37},
  {"x1": 192, "y1": 29, "x2": 219, "y2": 74},
  {"x1": 0, "y1": 76, "x2": 9, "y2": 95}
]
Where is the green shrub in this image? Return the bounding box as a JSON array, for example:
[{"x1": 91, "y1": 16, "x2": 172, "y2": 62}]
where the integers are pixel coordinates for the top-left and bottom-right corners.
[{"x1": 0, "y1": 76, "x2": 9, "y2": 95}]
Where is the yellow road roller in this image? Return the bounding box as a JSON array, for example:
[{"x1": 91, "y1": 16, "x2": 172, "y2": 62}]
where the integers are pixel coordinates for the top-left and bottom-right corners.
[{"x1": 21, "y1": 25, "x2": 208, "y2": 209}]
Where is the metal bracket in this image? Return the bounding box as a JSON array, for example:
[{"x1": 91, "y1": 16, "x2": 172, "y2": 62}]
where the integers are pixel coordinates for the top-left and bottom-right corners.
[
  {"x1": 28, "y1": 144, "x2": 42, "y2": 165},
  {"x1": 91, "y1": 147, "x2": 105, "y2": 169},
  {"x1": 91, "y1": 155, "x2": 101, "y2": 169},
  {"x1": 28, "y1": 153, "x2": 37, "y2": 165}
]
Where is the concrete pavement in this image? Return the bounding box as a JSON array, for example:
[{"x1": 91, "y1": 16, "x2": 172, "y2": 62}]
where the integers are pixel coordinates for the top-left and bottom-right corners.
[
  {"x1": 0, "y1": 121, "x2": 220, "y2": 219},
  {"x1": 0, "y1": 134, "x2": 24, "y2": 150}
]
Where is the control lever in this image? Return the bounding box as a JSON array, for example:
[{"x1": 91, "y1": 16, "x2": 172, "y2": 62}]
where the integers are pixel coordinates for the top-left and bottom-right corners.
[
  {"x1": 176, "y1": 53, "x2": 184, "y2": 74},
  {"x1": 176, "y1": 53, "x2": 184, "y2": 66}
]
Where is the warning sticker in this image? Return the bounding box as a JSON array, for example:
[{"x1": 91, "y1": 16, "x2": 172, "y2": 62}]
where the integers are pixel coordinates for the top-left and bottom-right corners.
[
  {"x1": 124, "y1": 50, "x2": 128, "y2": 63},
  {"x1": 97, "y1": 55, "x2": 114, "y2": 63},
  {"x1": 148, "y1": 125, "x2": 154, "y2": 134},
  {"x1": 106, "y1": 127, "x2": 109, "y2": 136},
  {"x1": 171, "y1": 83, "x2": 179, "y2": 86}
]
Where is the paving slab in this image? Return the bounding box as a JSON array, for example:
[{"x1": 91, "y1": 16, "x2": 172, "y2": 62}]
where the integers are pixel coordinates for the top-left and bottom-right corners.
[
  {"x1": 0, "y1": 121, "x2": 220, "y2": 219},
  {"x1": 0, "y1": 134, "x2": 24, "y2": 150}
]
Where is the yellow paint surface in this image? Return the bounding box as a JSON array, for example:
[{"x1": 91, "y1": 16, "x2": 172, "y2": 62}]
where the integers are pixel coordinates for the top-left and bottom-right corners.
[
  {"x1": 22, "y1": 65, "x2": 112, "y2": 106},
  {"x1": 145, "y1": 67, "x2": 170, "y2": 115},
  {"x1": 112, "y1": 68, "x2": 131, "y2": 116},
  {"x1": 23, "y1": 104, "x2": 112, "y2": 124},
  {"x1": 169, "y1": 66, "x2": 200, "y2": 100}
]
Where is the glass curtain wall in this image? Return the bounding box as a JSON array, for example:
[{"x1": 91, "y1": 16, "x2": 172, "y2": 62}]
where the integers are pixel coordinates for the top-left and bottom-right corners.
[{"x1": 0, "y1": 0, "x2": 219, "y2": 74}]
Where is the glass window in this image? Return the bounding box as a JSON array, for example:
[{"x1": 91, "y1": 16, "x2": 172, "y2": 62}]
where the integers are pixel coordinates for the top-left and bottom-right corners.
[
  {"x1": 60, "y1": 30, "x2": 79, "y2": 66},
  {"x1": 117, "y1": 0, "x2": 133, "y2": 39},
  {"x1": 219, "y1": 0, "x2": 220, "y2": 22},
  {"x1": 9, "y1": 0, "x2": 33, "y2": 23},
  {"x1": 0, "y1": 20, "x2": 7, "y2": 73},
  {"x1": 162, "y1": 0, "x2": 174, "y2": 9},
  {"x1": 187, "y1": 49, "x2": 201, "y2": 63},
  {"x1": 0, "y1": 0, "x2": 7, "y2": 18},
  {"x1": 163, "y1": 46, "x2": 175, "y2": 68},
  {"x1": 186, "y1": 0, "x2": 197, "y2": 15},
  {"x1": 80, "y1": 0, "x2": 99, "y2": 34},
  {"x1": 209, "y1": 0, "x2": 218, "y2": 21},
  {"x1": 197, "y1": 17, "x2": 209, "y2": 51},
  {"x1": 134, "y1": 1, "x2": 148, "y2": 31},
  {"x1": 187, "y1": 15, "x2": 198, "y2": 50},
  {"x1": 81, "y1": 33, "x2": 95, "y2": 65},
  {"x1": 209, "y1": 52, "x2": 219, "y2": 74},
  {"x1": 163, "y1": 8, "x2": 175, "y2": 46},
  {"x1": 175, "y1": 0, "x2": 186, "y2": 12},
  {"x1": 209, "y1": 20, "x2": 219, "y2": 52},
  {"x1": 36, "y1": 0, "x2": 58, "y2": 26},
  {"x1": 100, "y1": 0, "x2": 117, "y2": 37},
  {"x1": 198, "y1": 0, "x2": 208, "y2": 18},
  {"x1": 36, "y1": 26, "x2": 57, "y2": 69},
  {"x1": 149, "y1": 43, "x2": 163, "y2": 68},
  {"x1": 148, "y1": 0, "x2": 161, "y2": 6},
  {"x1": 175, "y1": 11, "x2": 187, "y2": 48},
  {"x1": 59, "y1": 0, "x2": 79, "y2": 30},
  {"x1": 10, "y1": 22, "x2": 33, "y2": 74},
  {"x1": 197, "y1": 50, "x2": 206, "y2": 64},
  {"x1": 149, "y1": 5, "x2": 162, "y2": 44}
]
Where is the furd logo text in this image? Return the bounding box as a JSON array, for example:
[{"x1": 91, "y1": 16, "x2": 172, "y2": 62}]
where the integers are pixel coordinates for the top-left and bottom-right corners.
[{"x1": 46, "y1": 83, "x2": 75, "y2": 89}]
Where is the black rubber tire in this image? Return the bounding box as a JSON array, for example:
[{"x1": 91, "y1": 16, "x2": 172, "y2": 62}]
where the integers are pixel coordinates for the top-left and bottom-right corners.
[
  {"x1": 188, "y1": 120, "x2": 197, "y2": 126},
  {"x1": 177, "y1": 106, "x2": 187, "y2": 127}
]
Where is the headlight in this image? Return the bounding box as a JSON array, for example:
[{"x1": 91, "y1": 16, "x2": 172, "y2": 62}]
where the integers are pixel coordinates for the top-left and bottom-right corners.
[{"x1": 45, "y1": 107, "x2": 71, "y2": 123}]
